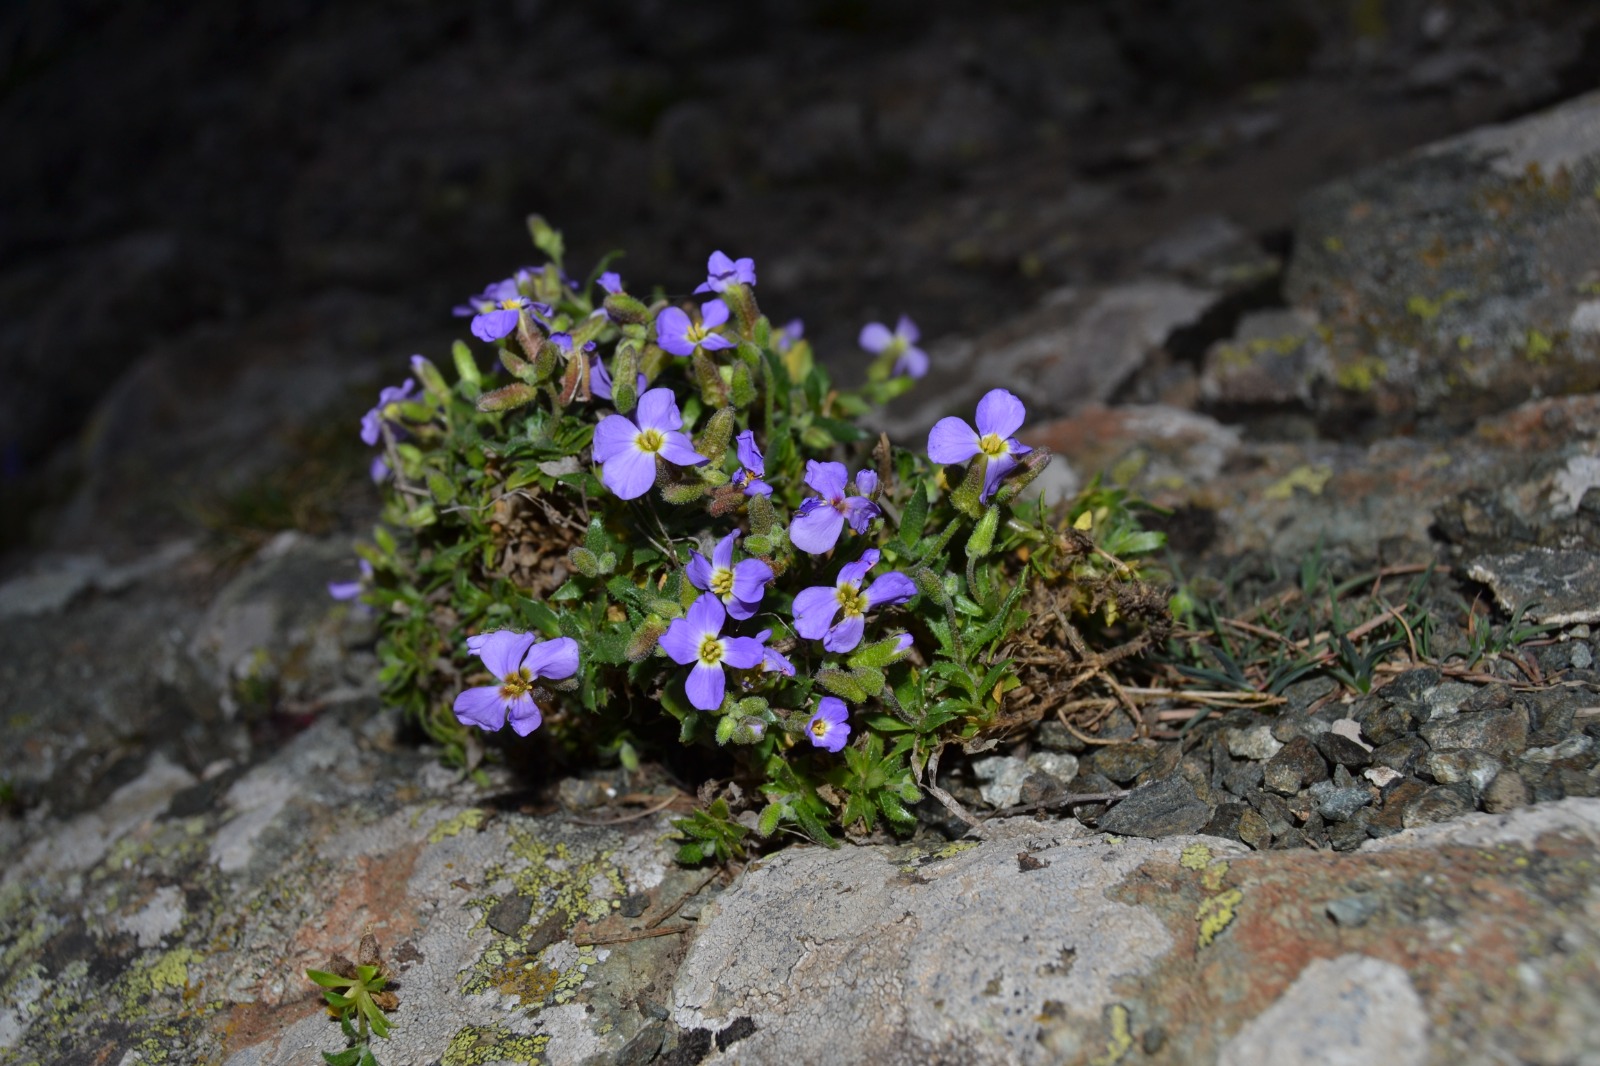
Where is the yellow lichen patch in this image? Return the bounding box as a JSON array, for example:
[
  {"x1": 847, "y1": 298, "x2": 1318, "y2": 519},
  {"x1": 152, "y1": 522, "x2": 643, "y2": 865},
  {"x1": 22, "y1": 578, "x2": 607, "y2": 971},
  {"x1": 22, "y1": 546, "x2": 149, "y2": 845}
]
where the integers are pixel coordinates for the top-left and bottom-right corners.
[
  {"x1": 1089, "y1": 1003, "x2": 1133, "y2": 1066},
  {"x1": 1334, "y1": 356, "x2": 1385, "y2": 392},
  {"x1": 428, "y1": 808, "x2": 488, "y2": 843},
  {"x1": 444, "y1": 1023, "x2": 550, "y2": 1066},
  {"x1": 1201, "y1": 859, "x2": 1229, "y2": 893},
  {"x1": 1523, "y1": 329, "x2": 1555, "y2": 364},
  {"x1": 489, "y1": 956, "x2": 561, "y2": 1006},
  {"x1": 1179, "y1": 843, "x2": 1212, "y2": 871},
  {"x1": 148, "y1": 948, "x2": 197, "y2": 994},
  {"x1": 1196, "y1": 888, "x2": 1243, "y2": 948},
  {"x1": 552, "y1": 946, "x2": 600, "y2": 1005},
  {"x1": 1263, "y1": 464, "x2": 1333, "y2": 500}
]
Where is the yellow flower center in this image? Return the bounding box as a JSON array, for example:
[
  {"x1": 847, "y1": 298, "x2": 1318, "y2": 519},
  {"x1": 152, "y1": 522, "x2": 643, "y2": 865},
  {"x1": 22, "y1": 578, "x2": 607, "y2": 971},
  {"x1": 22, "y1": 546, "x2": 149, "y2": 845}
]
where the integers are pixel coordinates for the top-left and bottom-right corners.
[
  {"x1": 498, "y1": 667, "x2": 533, "y2": 700},
  {"x1": 710, "y1": 568, "x2": 734, "y2": 597},
  {"x1": 636, "y1": 428, "x2": 665, "y2": 454},
  {"x1": 697, "y1": 634, "x2": 724, "y2": 666},
  {"x1": 810, "y1": 717, "x2": 831, "y2": 739},
  {"x1": 978, "y1": 433, "x2": 1009, "y2": 458},
  {"x1": 836, "y1": 583, "x2": 868, "y2": 618},
  {"x1": 687, "y1": 321, "x2": 709, "y2": 344}
]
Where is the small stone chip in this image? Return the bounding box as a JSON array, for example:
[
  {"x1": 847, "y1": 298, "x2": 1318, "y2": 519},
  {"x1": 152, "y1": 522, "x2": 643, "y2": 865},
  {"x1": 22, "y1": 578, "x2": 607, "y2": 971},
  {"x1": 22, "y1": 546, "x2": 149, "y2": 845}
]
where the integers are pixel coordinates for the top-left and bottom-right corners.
[
  {"x1": 1017, "y1": 851, "x2": 1050, "y2": 872},
  {"x1": 1325, "y1": 893, "x2": 1381, "y2": 927}
]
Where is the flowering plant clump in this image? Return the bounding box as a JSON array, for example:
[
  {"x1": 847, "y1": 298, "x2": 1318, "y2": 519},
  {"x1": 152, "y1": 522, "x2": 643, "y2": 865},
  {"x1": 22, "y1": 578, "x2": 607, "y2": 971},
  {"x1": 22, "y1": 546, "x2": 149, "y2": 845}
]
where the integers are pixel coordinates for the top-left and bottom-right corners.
[{"x1": 343, "y1": 216, "x2": 1169, "y2": 853}]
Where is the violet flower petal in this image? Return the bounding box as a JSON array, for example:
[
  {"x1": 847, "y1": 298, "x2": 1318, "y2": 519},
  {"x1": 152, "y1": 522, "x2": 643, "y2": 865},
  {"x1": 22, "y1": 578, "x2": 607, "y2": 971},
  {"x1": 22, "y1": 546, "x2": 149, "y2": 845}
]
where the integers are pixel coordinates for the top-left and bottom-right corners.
[
  {"x1": 700, "y1": 299, "x2": 730, "y2": 329},
  {"x1": 686, "y1": 662, "x2": 726, "y2": 710},
  {"x1": 453, "y1": 686, "x2": 508, "y2": 731},
  {"x1": 823, "y1": 614, "x2": 866, "y2": 654},
  {"x1": 686, "y1": 550, "x2": 713, "y2": 591},
  {"x1": 601, "y1": 447, "x2": 656, "y2": 499},
  {"x1": 792, "y1": 584, "x2": 841, "y2": 639},
  {"x1": 592, "y1": 414, "x2": 639, "y2": 463},
  {"x1": 656, "y1": 307, "x2": 694, "y2": 356},
  {"x1": 711, "y1": 531, "x2": 736, "y2": 570},
  {"x1": 476, "y1": 631, "x2": 538, "y2": 678},
  {"x1": 842, "y1": 496, "x2": 881, "y2": 534},
  {"x1": 735, "y1": 431, "x2": 764, "y2": 474},
  {"x1": 655, "y1": 432, "x2": 708, "y2": 468},
  {"x1": 523, "y1": 636, "x2": 579, "y2": 680},
  {"x1": 836, "y1": 549, "x2": 881, "y2": 588},
  {"x1": 789, "y1": 504, "x2": 845, "y2": 555},
  {"x1": 893, "y1": 346, "x2": 929, "y2": 379},
  {"x1": 980, "y1": 453, "x2": 1021, "y2": 502},
  {"x1": 730, "y1": 558, "x2": 773, "y2": 603},
  {"x1": 803, "y1": 460, "x2": 848, "y2": 499},
  {"x1": 859, "y1": 322, "x2": 893, "y2": 352},
  {"x1": 864, "y1": 571, "x2": 917, "y2": 608},
  {"x1": 505, "y1": 694, "x2": 543, "y2": 736},
  {"x1": 635, "y1": 388, "x2": 682, "y2": 432},
  {"x1": 720, "y1": 636, "x2": 767, "y2": 670},
  {"x1": 927, "y1": 417, "x2": 981, "y2": 464},
  {"x1": 975, "y1": 388, "x2": 1027, "y2": 439},
  {"x1": 472, "y1": 309, "x2": 520, "y2": 342},
  {"x1": 658, "y1": 617, "x2": 703, "y2": 665}
]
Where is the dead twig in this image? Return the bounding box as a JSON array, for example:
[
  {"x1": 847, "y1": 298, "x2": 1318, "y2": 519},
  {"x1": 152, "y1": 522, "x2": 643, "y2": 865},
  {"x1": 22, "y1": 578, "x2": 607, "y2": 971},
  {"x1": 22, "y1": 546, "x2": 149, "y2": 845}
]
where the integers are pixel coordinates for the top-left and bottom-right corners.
[
  {"x1": 574, "y1": 925, "x2": 690, "y2": 947},
  {"x1": 568, "y1": 793, "x2": 682, "y2": 826}
]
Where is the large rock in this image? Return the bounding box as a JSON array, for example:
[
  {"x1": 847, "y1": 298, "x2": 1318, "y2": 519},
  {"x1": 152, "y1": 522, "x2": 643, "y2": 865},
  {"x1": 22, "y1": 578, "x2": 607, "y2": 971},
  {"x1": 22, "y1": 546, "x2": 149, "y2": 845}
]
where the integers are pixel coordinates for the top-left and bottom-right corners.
[
  {"x1": 1279, "y1": 90, "x2": 1600, "y2": 435},
  {"x1": 673, "y1": 801, "x2": 1600, "y2": 1065}
]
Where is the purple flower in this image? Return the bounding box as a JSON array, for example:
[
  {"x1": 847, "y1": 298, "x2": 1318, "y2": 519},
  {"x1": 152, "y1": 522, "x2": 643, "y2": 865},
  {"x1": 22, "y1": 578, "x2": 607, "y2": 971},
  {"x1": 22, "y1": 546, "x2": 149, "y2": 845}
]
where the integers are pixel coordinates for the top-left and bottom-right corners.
[
  {"x1": 859, "y1": 315, "x2": 929, "y2": 379},
  {"x1": 789, "y1": 461, "x2": 881, "y2": 555},
  {"x1": 755, "y1": 629, "x2": 795, "y2": 676},
  {"x1": 360, "y1": 378, "x2": 418, "y2": 446},
  {"x1": 656, "y1": 300, "x2": 736, "y2": 358},
  {"x1": 598, "y1": 271, "x2": 624, "y2": 295},
  {"x1": 731, "y1": 430, "x2": 773, "y2": 498},
  {"x1": 775, "y1": 319, "x2": 804, "y2": 353},
  {"x1": 687, "y1": 531, "x2": 774, "y2": 620},
  {"x1": 369, "y1": 456, "x2": 391, "y2": 483},
  {"x1": 806, "y1": 697, "x2": 851, "y2": 753},
  {"x1": 589, "y1": 358, "x2": 646, "y2": 403},
  {"x1": 455, "y1": 278, "x2": 550, "y2": 343},
  {"x1": 927, "y1": 388, "x2": 1033, "y2": 502},
  {"x1": 327, "y1": 559, "x2": 373, "y2": 601},
  {"x1": 792, "y1": 548, "x2": 916, "y2": 653},
  {"x1": 452, "y1": 631, "x2": 580, "y2": 736},
  {"x1": 591, "y1": 388, "x2": 708, "y2": 499},
  {"x1": 694, "y1": 250, "x2": 757, "y2": 295},
  {"x1": 659, "y1": 594, "x2": 768, "y2": 710}
]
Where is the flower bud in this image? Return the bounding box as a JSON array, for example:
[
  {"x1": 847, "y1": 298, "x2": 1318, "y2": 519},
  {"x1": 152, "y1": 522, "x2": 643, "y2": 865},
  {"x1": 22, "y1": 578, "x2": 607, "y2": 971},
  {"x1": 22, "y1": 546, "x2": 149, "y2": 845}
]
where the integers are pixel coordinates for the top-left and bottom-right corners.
[
  {"x1": 567, "y1": 546, "x2": 600, "y2": 577},
  {"x1": 692, "y1": 351, "x2": 730, "y2": 408},
  {"x1": 476, "y1": 383, "x2": 539, "y2": 413},
  {"x1": 747, "y1": 493, "x2": 777, "y2": 535},
  {"x1": 410, "y1": 354, "x2": 450, "y2": 400},
  {"x1": 451, "y1": 340, "x2": 482, "y2": 392},
  {"x1": 967, "y1": 506, "x2": 1000, "y2": 559},
  {"x1": 730, "y1": 361, "x2": 756, "y2": 407},
  {"x1": 994, "y1": 447, "x2": 1054, "y2": 505},
  {"x1": 696, "y1": 407, "x2": 736, "y2": 464},
  {"x1": 603, "y1": 291, "x2": 650, "y2": 325}
]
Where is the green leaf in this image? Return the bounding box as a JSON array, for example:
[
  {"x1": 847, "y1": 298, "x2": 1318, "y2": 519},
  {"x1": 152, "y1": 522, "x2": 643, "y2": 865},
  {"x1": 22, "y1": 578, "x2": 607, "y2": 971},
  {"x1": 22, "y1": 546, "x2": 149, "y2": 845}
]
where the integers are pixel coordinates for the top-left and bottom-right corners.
[
  {"x1": 816, "y1": 668, "x2": 868, "y2": 703},
  {"x1": 306, "y1": 970, "x2": 354, "y2": 989},
  {"x1": 814, "y1": 417, "x2": 868, "y2": 442},
  {"x1": 756, "y1": 802, "x2": 784, "y2": 838},
  {"x1": 714, "y1": 714, "x2": 737, "y2": 746},
  {"x1": 527, "y1": 214, "x2": 564, "y2": 266},
  {"x1": 452, "y1": 339, "x2": 482, "y2": 390},
  {"x1": 476, "y1": 383, "x2": 539, "y2": 413},
  {"x1": 898, "y1": 484, "x2": 929, "y2": 548},
  {"x1": 323, "y1": 1049, "x2": 362, "y2": 1066}
]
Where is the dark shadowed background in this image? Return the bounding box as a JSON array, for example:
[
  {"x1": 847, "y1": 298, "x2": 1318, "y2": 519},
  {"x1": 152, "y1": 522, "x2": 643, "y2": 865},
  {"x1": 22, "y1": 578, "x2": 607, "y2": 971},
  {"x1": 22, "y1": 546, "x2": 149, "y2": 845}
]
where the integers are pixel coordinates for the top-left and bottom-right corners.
[{"x1": 3, "y1": 0, "x2": 1597, "y2": 560}]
